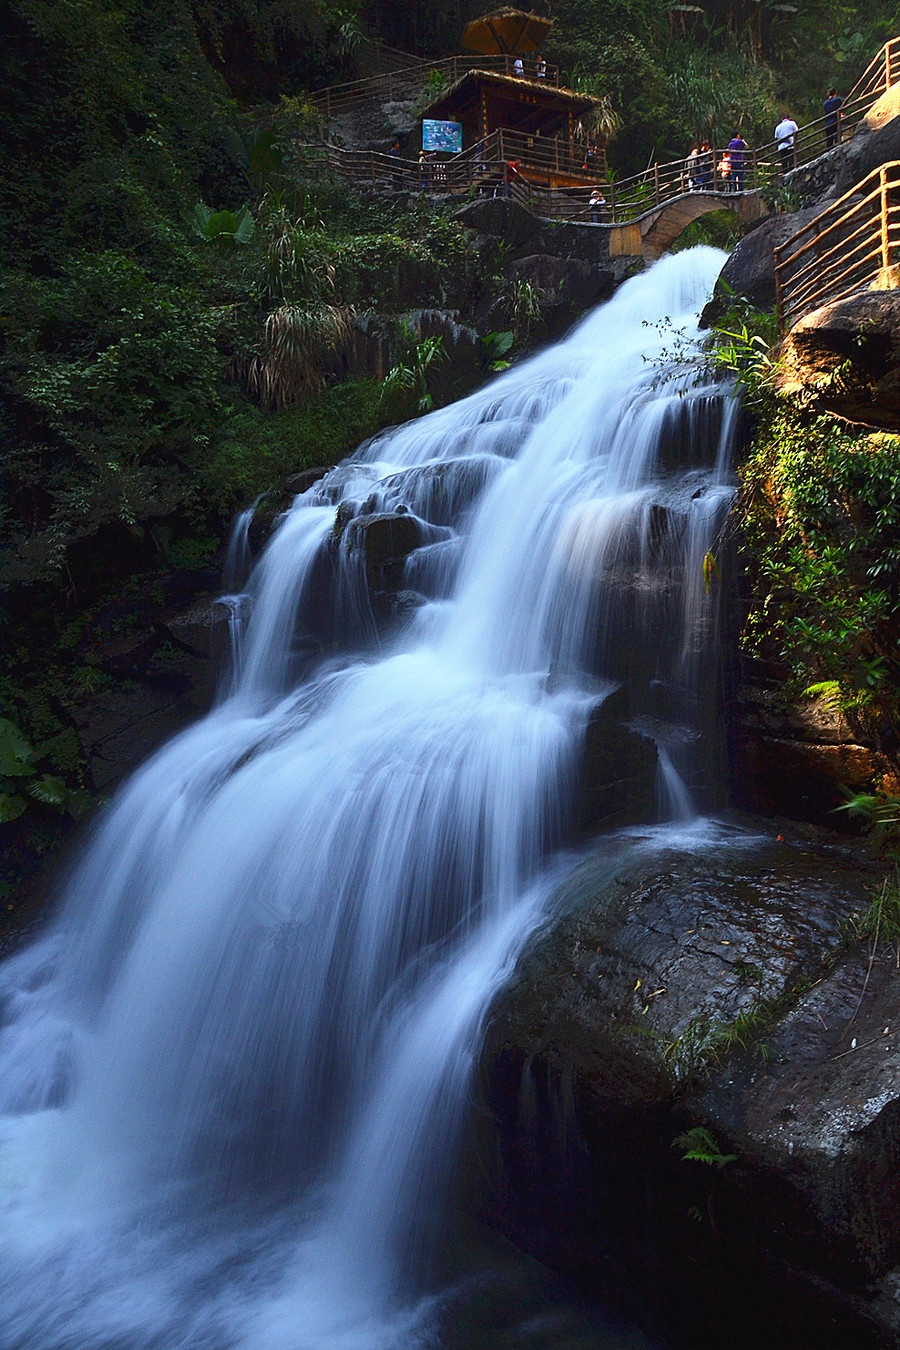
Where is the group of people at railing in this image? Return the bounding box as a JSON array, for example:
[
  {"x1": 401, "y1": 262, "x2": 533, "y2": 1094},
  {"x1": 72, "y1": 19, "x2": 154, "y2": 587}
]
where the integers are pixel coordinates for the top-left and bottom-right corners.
[
  {"x1": 677, "y1": 87, "x2": 845, "y2": 196},
  {"x1": 683, "y1": 134, "x2": 749, "y2": 192}
]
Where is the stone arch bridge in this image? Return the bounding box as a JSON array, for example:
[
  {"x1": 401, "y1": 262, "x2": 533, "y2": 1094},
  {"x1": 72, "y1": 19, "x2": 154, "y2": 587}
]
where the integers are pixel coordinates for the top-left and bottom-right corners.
[{"x1": 607, "y1": 189, "x2": 769, "y2": 262}]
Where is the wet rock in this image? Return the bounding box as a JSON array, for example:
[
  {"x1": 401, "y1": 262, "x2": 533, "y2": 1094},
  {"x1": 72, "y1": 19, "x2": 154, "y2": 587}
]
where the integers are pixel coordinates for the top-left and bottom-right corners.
[
  {"x1": 372, "y1": 456, "x2": 502, "y2": 526},
  {"x1": 774, "y1": 290, "x2": 900, "y2": 431},
  {"x1": 474, "y1": 828, "x2": 892, "y2": 1348},
  {"x1": 344, "y1": 510, "x2": 424, "y2": 592},
  {"x1": 577, "y1": 690, "x2": 657, "y2": 833},
  {"x1": 164, "y1": 598, "x2": 230, "y2": 661},
  {"x1": 283, "y1": 465, "x2": 335, "y2": 496}
]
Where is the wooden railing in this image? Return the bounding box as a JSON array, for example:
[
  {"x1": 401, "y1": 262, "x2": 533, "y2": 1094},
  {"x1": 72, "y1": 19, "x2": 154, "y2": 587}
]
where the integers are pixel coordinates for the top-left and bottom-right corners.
[
  {"x1": 295, "y1": 35, "x2": 900, "y2": 233},
  {"x1": 845, "y1": 37, "x2": 900, "y2": 106},
  {"x1": 774, "y1": 161, "x2": 900, "y2": 330},
  {"x1": 309, "y1": 52, "x2": 561, "y2": 118}
]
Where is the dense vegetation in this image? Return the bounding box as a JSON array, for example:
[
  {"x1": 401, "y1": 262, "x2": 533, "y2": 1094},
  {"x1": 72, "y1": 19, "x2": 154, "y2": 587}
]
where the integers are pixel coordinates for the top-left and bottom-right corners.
[
  {"x1": 708, "y1": 305, "x2": 900, "y2": 809},
  {"x1": 1, "y1": 0, "x2": 898, "y2": 887}
]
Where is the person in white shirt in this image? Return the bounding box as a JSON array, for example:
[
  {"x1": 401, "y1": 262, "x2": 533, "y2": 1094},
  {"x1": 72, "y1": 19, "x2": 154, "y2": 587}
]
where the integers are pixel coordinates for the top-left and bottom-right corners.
[
  {"x1": 513, "y1": 56, "x2": 524, "y2": 77},
  {"x1": 774, "y1": 113, "x2": 798, "y2": 173}
]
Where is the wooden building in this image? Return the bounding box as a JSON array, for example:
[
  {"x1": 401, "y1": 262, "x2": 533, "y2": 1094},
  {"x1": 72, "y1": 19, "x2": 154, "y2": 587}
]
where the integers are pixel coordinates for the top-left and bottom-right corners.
[{"x1": 420, "y1": 68, "x2": 606, "y2": 189}]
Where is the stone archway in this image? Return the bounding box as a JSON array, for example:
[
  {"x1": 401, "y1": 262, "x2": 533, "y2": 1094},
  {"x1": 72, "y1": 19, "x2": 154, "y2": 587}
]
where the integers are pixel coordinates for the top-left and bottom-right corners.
[
  {"x1": 612, "y1": 190, "x2": 777, "y2": 263},
  {"x1": 636, "y1": 189, "x2": 769, "y2": 260}
]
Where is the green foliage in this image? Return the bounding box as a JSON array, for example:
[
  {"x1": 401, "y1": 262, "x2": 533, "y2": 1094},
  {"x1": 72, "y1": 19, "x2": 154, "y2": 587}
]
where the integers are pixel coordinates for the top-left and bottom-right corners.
[
  {"x1": 191, "y1": 202, "x2": 255, "y2": 246},
  {"x1": 672, "y1": 1126, "x2": 738, "y2": 1169},
  {"x1": 380, "y1": 323, "x2": 447, "y2": 417},
  {"x1": 201, "y1": 381, "x2": 390, "y2": 508},
  {"x1": 0, "y1": 716, "x2": 88, "y2": 825},
  {"x1": 671, "y1": 209, "x2": 741, "y2": 254},
  {"x1": 661, "y1": 1005, "x2": 773, "y2": 1086},
  {"x1": 739, "y1": 413, "x2": 900, "y2": 760},
  {"x1": 851, "y1": 871, "x2": 900, "y2": 942},
  {"x1": 481, "y1": 331, "x2": 515, "y2": 372},
  {"x1": 704, "y1": 293, "x2": 779, "y2": 402},
  {"x1": 838, "y1": 796, "x2": 900, "y2": 855}
]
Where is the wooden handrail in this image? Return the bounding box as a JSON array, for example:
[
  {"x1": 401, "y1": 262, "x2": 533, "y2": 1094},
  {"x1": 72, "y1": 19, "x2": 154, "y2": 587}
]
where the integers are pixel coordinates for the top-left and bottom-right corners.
[
  {"x1": 308, "y1": 52, "x2": 563, "y2": 116},
  {"x1": 845, "y1": 37, "x2": 900, "y2": 105},
  {"x1": 774, "y1": 161, "x2": 900, "y2": 329}
]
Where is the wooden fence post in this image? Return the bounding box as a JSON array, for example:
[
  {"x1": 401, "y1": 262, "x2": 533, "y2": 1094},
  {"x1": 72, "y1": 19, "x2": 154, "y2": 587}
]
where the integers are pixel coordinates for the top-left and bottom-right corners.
[{"x1": 773, "y1": 241, "x2": 786, "y2": 331}]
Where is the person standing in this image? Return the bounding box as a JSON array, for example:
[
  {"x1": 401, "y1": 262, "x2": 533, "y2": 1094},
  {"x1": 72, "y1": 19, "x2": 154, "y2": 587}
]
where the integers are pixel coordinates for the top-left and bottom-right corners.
[
  {"x1": 535, "y1": 53, "x2": 547, "y2": 79},
  {"x1": 823, "y1": 88, "x2": 843, "y2": 149},
  {"x1": 698, "y1": 140, "x2": 713, "y2": 189},
  {"x1": 727, "y1": 132, "x2": 748, "y2": 192},
  {"x1": 513, "y1": 56, "x2": 524, "y2": 77},
  {"x1": 774, "y1": 112, "x2": 798, "y2": 174},
  {"x1": 684, "y1": 143, "x2": 701, "y2": 190},
  {"x1": 589, "y1": 186, "x2": 606, "y2": 222}
]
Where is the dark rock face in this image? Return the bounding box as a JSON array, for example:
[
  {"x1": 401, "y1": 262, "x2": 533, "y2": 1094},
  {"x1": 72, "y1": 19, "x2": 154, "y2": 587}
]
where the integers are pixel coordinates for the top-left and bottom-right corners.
[
  {"x1": 454, "y1": 196, "x2": 545, "y2": 251},
  {"x1": 700, "y1": 208, "x2": 819, "y2": 322},
  {"x1": 506, "y1": 253, "x2": 617, "y2": 334},
  {"x1": 577, "y1": 689, "x2": 657, "y2": 833},
  {"x1": 728, "y1": 681, "x2": 895, "y2": 825},
  {"x1": 343, "y1": 509, "x2": 423, "y2": 593},
  {"x1": 473, "y1": 829, "x2": 900, "y2": 1349},
  {"x1": 775, "y1": 290, "x2": 900, "y2": 431}
]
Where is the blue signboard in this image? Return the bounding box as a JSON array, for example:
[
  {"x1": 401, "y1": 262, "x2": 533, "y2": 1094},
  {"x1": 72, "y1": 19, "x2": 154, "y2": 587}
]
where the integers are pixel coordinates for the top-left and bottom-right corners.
[{"x1": 422, "y1": 119, "x2": 463, "y2": 153}]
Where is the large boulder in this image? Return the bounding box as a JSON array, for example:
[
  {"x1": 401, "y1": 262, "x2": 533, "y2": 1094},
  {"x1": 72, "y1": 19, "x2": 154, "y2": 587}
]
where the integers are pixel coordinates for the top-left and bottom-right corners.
[
  {"x1": 454, "y1": 196, "x2": 544, "y2": 250},
  {"x1": 774, "y1": 289, "x2": 900, "y2": 431},
  {"x1": 475, "y1": 828, "x2": 899, "y2": 1348},
  {"x1": 342, "y1": 508, "x2": 423, "y2": 593},
  {"x1": 700, "y1": 207, "x2": 819, "y2": 322},
  {"x1": 728, "y1": 679, "x2": 897, "y2": 824},
  {"x1": 506, "y1": 253, "x2": 616, "y2": 313}
]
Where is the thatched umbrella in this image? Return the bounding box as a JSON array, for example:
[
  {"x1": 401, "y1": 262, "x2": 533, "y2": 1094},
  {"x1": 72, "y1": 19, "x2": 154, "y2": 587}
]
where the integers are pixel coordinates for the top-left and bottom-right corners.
[{"x1": 462, "y1": 8, "x2": 554, "y2": 56}]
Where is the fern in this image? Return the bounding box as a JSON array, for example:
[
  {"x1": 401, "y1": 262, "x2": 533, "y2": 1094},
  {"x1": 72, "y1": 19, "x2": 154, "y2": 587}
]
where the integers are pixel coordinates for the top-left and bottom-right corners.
[{"x1": 673, "y1": 1126, "x2": 737, "y2": 1169}]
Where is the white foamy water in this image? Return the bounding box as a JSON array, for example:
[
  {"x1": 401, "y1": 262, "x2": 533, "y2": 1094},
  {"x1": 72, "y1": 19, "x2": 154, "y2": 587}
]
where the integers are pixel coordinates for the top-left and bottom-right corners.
[{"x1": 0, "y1": 248, "x2": 734, "y2": 1349}]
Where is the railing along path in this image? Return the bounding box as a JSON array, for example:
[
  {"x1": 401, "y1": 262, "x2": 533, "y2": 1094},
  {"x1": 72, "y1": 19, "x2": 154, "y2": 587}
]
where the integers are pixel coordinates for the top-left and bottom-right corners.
[
  {"x1": 310, "y1": 52, "x2": 562, "y2": 117},
  {"x1": 774, "y1": 160, "x2": 900, "y2": 329},
  {"x1": 301, "y1": 39, "x2": 899, "y2": 231}
]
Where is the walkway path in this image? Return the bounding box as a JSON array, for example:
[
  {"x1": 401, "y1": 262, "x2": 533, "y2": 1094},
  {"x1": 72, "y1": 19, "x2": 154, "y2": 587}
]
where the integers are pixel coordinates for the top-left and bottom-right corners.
[{"x1": 297, "y1": 38, "x2": 899, "y2": 258}]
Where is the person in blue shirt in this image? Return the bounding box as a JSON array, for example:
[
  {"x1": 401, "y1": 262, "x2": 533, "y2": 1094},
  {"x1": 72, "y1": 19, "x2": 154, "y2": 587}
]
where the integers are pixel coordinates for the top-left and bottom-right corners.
[
  {"x1": 727, "y1": 133, "x2": 748, "y2": 192},
  {"x1": 823, "y1": 89, "x2": 843, "y2": 149}
]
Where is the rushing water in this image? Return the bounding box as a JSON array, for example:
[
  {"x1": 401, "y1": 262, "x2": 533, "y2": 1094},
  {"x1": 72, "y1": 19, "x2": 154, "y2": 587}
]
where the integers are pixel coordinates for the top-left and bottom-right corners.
[{"x1": 0, "y1": 248, "x2": 735, "y2": 1349}]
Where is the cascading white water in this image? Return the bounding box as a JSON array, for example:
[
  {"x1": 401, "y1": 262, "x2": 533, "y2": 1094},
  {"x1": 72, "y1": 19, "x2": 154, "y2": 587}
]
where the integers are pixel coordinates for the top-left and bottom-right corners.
[{"x1": 0, "y1": 247, "x2": 734, "y2": 1349}]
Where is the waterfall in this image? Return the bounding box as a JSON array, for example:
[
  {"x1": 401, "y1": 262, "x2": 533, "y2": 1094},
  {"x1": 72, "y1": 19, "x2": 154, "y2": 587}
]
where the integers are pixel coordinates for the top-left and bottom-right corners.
[{"x1": 0, "y1": 247, "x2": 734, "y2": 1349}]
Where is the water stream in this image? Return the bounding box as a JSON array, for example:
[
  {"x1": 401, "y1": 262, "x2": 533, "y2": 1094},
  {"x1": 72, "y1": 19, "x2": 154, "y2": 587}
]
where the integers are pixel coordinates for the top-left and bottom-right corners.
[{"x1": 0, "y1": 248, "x2": 735, "y2": 1349}]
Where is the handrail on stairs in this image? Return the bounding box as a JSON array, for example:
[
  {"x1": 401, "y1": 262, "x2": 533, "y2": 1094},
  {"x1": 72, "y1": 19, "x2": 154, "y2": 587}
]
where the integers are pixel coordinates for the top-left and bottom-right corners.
[{"x1": 774, "y1": 160, "x2": 900, "y2": 330}]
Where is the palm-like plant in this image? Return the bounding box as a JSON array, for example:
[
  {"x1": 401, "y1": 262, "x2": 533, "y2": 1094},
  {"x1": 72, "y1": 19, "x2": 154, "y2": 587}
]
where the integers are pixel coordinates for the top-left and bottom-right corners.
[
  {"x1": 237, "y1": 194, "x2": 355, "y2": 410},
  {"x1": 246, "y1": 303, "x2": 354, "y2": 408}
]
